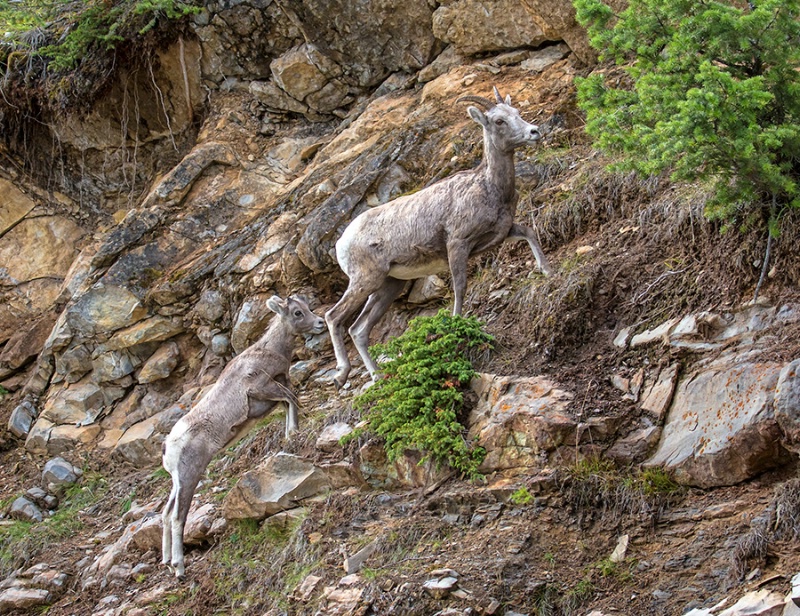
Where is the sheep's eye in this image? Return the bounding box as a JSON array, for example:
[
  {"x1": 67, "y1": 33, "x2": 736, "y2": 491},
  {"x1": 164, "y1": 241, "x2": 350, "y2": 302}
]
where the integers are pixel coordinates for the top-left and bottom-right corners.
[
  {"x1": 294, "y1": 310, "x2": 303, "y2": 317},
  {"x1": 494, "y1": 118, "x2": 505, "y2": 125}
]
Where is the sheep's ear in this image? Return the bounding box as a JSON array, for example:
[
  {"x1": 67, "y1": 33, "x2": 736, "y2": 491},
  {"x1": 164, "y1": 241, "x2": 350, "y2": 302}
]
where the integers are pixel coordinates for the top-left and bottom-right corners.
[
  {"x1": 266, "y1": 295, "x2": 287, "y2": 315},
  {"x1": 505, "y1": 94, "x2": 512, "y2": 105},
  {"x1": 467, "y1": 106, "x2": 488, "y2": 127}
]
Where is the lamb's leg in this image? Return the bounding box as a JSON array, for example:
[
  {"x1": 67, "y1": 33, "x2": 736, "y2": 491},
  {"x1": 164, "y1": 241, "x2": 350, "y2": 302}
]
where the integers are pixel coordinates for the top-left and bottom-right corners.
[
  {"x1": 506, "y1": 223, "x2": 552, "y2": 276},
  {"x1": 447, "y1": 239, "x2": 473, "y2": 315},
  {"x1": 349, "y1": 277, "x2": 407, "y2": 380},
  {"x1": 161, "y1": 482, "x2": 177, "y2": 568},
  {"x1": 247, "y1": 376, "x2": 300, "y2": 438},
  {"x1": 171, "y1": 457, "x2": 204, "y2": 578},
  {"x1": 325, "y1": 283, "x2": 377, "y2": 388}
]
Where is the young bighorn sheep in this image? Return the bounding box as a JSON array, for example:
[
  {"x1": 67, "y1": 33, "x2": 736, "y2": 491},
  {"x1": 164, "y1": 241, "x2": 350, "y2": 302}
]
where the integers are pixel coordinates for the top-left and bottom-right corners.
[
  {"x1": 161, "y1": 295, "x2": 325, "y2": 578},
  {"x1": 325, "y1": 87, "x2": 552, "y2": 388}
]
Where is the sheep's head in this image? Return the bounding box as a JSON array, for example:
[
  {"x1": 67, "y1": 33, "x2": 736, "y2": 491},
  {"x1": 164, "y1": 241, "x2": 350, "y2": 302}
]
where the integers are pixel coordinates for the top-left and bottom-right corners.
[
  {"x1": 267, "y1": 295, "x2": 326, "y2": 335},
  {"x1": 458, "y1": 87, "x2": 541, "y2": 153}
]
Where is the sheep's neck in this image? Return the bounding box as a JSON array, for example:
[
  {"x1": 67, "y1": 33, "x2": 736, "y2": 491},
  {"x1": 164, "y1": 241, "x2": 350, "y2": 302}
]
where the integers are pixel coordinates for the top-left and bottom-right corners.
[
  {"x1": 482, "y1": 139, "x2": 516, "y2": 202},
  {"x1": 256, "y1": 318, "x2": 296, "y2": 358}
]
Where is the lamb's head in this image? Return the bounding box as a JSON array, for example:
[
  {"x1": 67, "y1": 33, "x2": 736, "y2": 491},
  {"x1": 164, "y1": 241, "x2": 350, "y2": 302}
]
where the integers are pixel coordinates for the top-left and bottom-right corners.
[
  {"x1": 458, "y1": 86, "x2": 540, "y2": 153},
  {"x1": 267, "y1": 295, "x2": 326, "y2": 335}
]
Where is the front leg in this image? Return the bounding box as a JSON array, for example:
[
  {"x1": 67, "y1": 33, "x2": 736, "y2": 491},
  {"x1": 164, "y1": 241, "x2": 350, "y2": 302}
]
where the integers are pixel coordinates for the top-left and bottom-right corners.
[
  {"x1": 506, "y1": 223, "x2": 552, "y2": 276},
  {"x1": 447, "y1": 239, "x2": 473, "y2": 315},
  {"x1": 247, "y1": 375, "x2": 300, "y2": 438}
]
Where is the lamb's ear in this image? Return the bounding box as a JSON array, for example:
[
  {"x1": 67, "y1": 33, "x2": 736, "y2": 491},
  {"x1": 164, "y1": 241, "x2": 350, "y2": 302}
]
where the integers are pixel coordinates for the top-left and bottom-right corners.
[
  {"x1": 468, "y1": 106, "x2": 488, "y2": 127},
  {"x1": 266, "y1": 295, "x2": 287, "y2": 316}
]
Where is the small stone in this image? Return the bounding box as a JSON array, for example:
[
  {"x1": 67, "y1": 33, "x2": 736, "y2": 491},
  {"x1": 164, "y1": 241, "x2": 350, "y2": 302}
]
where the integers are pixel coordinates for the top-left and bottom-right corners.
[
  {"x1": 10, "y1": 496, "x2": 43, "y2": 522},
  {"x1": 422, "y1": 576, "x2": 458, "y2": 599},
  {"x1": 343, "y1": 540, "x2": 378, "y2": 574},
  {"x1": 316, "y1": 422, "x2": 353, "y2": 452},
  {"x1": 485, "y1": 597, "x2": 502, "y2": 614},
  {"x1": 293, "y1": 574, "x2": 322, "y2": 602}
]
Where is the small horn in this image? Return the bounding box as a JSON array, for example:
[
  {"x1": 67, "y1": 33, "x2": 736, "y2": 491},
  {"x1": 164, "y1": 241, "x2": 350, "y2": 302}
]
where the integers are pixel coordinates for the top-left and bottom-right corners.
[
  {"x1": 456, "y1": 95, "x2": 495, "y2": 109},
  {"x1": 493, "y1": 86, "x2": 504, "y2": 104}
]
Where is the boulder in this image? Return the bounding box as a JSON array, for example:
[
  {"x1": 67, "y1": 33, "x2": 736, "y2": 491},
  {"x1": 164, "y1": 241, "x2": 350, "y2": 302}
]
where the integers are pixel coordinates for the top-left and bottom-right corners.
[
  {"x1": 358, "y1": 442, "x2": 449, "y2": 489},
  {"x1": 223, "y1": 453, "x2": 330, "y2": 520},
  {"x1": 91, "y1": 350, "x2": 136, "y2": 383},
  {"x1": 0, "y1": 178, "x2": 36, "y2": 235},
  {"x1": 8, "y1": 398, "x2": 38, "y2": 439},
  {"x1": 775, "y1": 359, "x2": 800, "y2": 453},
  {"x1": 0, "y1": 587, "x2": 52, "y2": 613},
  {"x1": 113, "y1": 415, "x2": 164, "y2": 467},
  {"x1": 231, "y1": 294, "x2": 273, "y2": 354},
  {"x1": 43, "y1": 423, "x2": 102, "y2": 454},
  {"x1": 64, "y1": 285, "x2": 147, "y2": 338},
  {"x1": 0, "y1": 216, "x2": 83, "y2": 284},
  {"x1": 194, "y1": 289, "x2": 226, "y2": 324},
  {"x1": 137, "y1": 342, "x2": 180, "y2": 383},
  {"x1": 716, "y1": 589, "x2": 785, "y2": 616},
  {"x1": 40, "y1": 380, "x2": 105, "y2": 425},
  {"x1": 647, "y1": 355, "x2": 789, "y2": 488},
  {"x1": 520, "y1": 0, "x2": 598, "y2": 65},
  {"x1": 432, "y1": 0, "x2": 550, "y2": 56},
  {"x1": 267, "y1": 0, "x2": 436, "y2": 89},
  {"x1": 640, "y1": 363, "x2": 679, "y2": 421},
  {"x1": 467, "y1": 373, "x2": 584, "y2": 471},
  {"x1": 407, "y1": 275, "x2": 448, "y2": 305},
  {"x1": 10, "y1": 496, "x2": 44, "y2": 522},
  {"x1": 100, "y1": 316, "x2": 184, "y2": 352},
  {"x1": 42, "y1": 457, "x2": 82, "y2": 493},
  {"x1": 270, "y1": 44, "x2": 350, "y2": 114}
]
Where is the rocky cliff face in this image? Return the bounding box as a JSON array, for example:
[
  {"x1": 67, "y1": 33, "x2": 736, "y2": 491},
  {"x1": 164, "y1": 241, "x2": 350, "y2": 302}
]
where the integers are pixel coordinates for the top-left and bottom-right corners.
[{"x1": 1, "y1": 2, "x2": 800, "y2": 615}]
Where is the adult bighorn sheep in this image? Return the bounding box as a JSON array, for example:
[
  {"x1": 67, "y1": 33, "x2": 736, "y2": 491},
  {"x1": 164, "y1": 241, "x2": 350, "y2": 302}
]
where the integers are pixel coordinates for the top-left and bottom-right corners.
[
  {"x1": 325, "y1": 87, "x2": 552, "y2": 388},
  {"x1": 161, "y1": 295, "x2": 325, "y2": 578}
]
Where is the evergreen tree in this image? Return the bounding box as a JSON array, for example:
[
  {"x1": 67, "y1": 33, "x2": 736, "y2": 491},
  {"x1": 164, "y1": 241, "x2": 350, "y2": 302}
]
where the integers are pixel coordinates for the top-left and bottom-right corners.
[{"x1": 574, "y1": 0, "x2": 800, "y2": 249}]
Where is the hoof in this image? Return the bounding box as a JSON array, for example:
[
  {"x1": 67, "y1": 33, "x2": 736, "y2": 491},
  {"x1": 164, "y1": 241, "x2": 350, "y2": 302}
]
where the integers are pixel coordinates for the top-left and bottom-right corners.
[{"x1": 172, "y1": 562, "x2": 185, "y2": 579}]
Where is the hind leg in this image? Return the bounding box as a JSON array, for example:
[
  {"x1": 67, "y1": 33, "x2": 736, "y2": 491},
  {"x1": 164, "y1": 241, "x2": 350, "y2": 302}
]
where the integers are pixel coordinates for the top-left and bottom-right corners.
[
  {"x1": 349, "y1": 277, "x2": 407, "y2": 380},
  {"x1": 326, "y1": 282, "x2": 380, "y2": 388},
  {"x1": 169, "y1": 459, "x2": 205, "y2": 578},
  {"x1": 161, "y1": 483, "x2": 177, "y2": 567}
]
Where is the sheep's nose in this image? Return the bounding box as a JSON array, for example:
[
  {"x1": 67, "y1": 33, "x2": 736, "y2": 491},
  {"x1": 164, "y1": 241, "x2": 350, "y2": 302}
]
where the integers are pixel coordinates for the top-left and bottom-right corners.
[{"x1": 529, "y1": 126, "x2": 541, "y2": 141}]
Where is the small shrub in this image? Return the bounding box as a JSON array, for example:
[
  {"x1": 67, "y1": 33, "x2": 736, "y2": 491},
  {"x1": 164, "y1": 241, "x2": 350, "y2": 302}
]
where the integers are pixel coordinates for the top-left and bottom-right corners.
[
  {"x1": 510, "y1": 487, "x2": 534, "y2": 506},
  {"x1": 351, "y1": 310, "x2": 494, "y2": 479}
]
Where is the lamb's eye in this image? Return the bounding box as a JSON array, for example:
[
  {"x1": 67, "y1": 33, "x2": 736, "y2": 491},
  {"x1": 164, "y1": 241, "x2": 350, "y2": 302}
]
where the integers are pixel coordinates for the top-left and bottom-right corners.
[
  {"x1": 494, "y1": 118, "x2": 505, "y2": 125},
  {"x1": 294, "y1": 310, "x2": 303, "y2": 317}
]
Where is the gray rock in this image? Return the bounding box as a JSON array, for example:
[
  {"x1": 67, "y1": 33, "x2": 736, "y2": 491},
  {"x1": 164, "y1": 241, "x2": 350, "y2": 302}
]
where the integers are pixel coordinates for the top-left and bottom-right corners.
[
  {"x1": 8, "y1": 398, "x2": 37, "y2": 439},
  {"x1": 210, "y1": 333, "x2": 231, "y2": 356},
  {"x1": 42, "y1": 457, "x2": 82, "y2": 493},
  {"x1": 194, "y1": 289, "x2": 226, "y2": 323},
  {"x1": 640, "y1": 363, "x2": 679, "y2": 421},
  {"x1": 343, "y1": 540, "x2": 378, "y2": 575},
  {"x1": 775, "y1": 359, "x2": 800, "y2": 453},
  {"x1": 137, "y1": 341, "x2": 180, "y2": 383},
  {"x1": 223, "y1": 453, "x2": 330, "y2": 521},
  {"x1": 407, "y1": 275, "x2": 448, "y2": 304},
  {"x1": 520, "y1": 43, "x2": 570, "y2": 73},
  {"x1": 423, "y1": 576, "x2": 458, "y2": 599},
  {"x1": 0, "y1": 587, "x2": 52, "y2": 612},
  {"x1": 315, "y1": 422, "x2": 353, "y2": 452},
  {"x1": 9, "y1": 496, "x2": 44, "y2": 522},
  {"x1": 467, "y1": 373, "x2": 581, "y2": 472},
  {"x1": 646, "y1": 355, "x2": 788, "y2": 488},
  {"x1": 40, "y1": 381, "x2": 105, "y2": 425}
]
